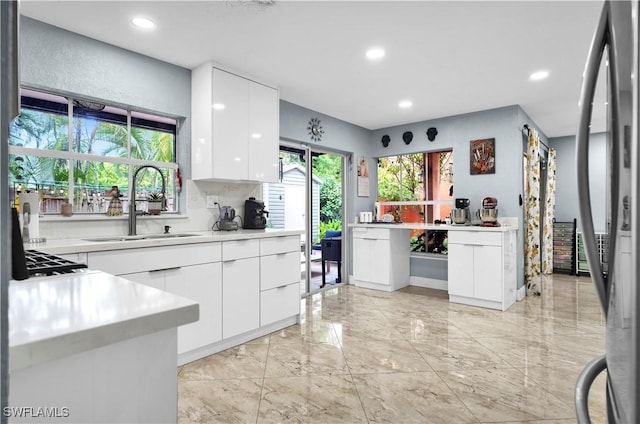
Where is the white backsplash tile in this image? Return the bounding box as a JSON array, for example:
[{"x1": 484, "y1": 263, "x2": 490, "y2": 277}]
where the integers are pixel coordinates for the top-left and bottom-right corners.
[{"x1": 38, "y1": 180, "x2": 262, "y2": 239}]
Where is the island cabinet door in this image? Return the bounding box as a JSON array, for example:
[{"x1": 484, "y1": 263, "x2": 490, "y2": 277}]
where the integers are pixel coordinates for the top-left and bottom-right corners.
[
  {"x1": 447, "y1": 242, "x2": 474, "y2": 298},
  {"x1": 164, "y1": 262, "x2": 222, "y2": 354},
  {"x1": 222, "y1": 257, "x2": 260, "y2": 339},
  {"x1": 472, "y1": 245, "x2": 502, "y2": 302},
  {"x1": 353, "y1": 231, "x2": 392, "y2": 285},
  {"x1": 353, "y1": 238, "x2": 391, "y2": 284},
  {"x1": 353, "y1": 237, "x2": 372, "y2": 282}
]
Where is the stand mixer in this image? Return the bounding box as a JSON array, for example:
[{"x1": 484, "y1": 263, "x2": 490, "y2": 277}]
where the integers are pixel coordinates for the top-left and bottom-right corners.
[
  {"x1": 451, "y1": 198, "x2": 471, "y2": 225},
  {"x1": 478, "y1": 197, "x2": 500, "y2": 227}
]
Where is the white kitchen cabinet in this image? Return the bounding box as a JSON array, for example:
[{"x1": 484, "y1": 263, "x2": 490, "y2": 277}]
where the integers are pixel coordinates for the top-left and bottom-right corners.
[
  {"x1": 192, "y1": 64, "x2": 279, "y2": 182},
  {"x1": 164, "y1": 263, "x2": 222, "y2": 353},
  {"x1": 259, "y1": 235, "x2": 301, "y2": 326},
  {"x1": 222, "y1": 257, "x2": 260, "y2": 338},
  {"x1": 248, "y1": 81, "x2": 279, "y2": 181},
  {"x1": 352, "y1": 227, "x2": 410, "y2": 291},
  {"x1": 88, "y1": 243, "x2": 223, "y2": 355},
  {"x1": 122, "y1": 263, "x2": 223, "y2": 354},
  {"x1": 81, "y1": 233, "x2": 302, "y2": 364},
  {"x1": 447, "y1": 229, "x2": 516, "y2": 311},
  {"x1": 221, "y1": 239, "x2": 260, "y2": 339}
]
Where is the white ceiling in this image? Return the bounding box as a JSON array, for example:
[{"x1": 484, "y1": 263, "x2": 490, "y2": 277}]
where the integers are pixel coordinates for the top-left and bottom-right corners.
[{"x1": 20, "y1": 0, "x2": 606, "y2": 138}]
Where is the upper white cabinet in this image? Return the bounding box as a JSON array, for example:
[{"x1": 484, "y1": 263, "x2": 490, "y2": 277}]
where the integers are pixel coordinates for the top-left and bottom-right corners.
[{"x1": 192, "y1": 64, "x2": 279, "y2": 182}]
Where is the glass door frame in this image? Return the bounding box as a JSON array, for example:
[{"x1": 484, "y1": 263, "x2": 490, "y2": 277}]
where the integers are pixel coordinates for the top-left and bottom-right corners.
[{"x1": 279, "y1": 140, "x2": 347, "y2": 297}]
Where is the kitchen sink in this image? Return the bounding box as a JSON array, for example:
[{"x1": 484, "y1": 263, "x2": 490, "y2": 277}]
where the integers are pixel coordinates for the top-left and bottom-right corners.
[
  {"x1": 84, "y1": 233, "x2": 202, "y2": 242},
  {"x1": 142, "y1": 233, "x2": 202, "y2": 239}
]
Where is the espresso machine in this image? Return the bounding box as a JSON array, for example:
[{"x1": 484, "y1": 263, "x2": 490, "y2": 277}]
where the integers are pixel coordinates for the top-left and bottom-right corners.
[
  {"x1": 451, "y1": 198, "x2": 471, "y2": 225},
  {"x1": 243, "y1": 197, "x2": 269, "y2": 229},
  {"x1": 478, "y1": 196, "x2": 500, "y2": 227}
]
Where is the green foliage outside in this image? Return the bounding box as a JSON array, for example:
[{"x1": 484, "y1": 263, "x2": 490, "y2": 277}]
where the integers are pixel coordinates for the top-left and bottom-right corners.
[
  {"x1": 319, "y1": 220, "x2": 341, "y2": 241},
  {"x1": 9, "y1": 108, "x2": 174, "y2": 201},
  {"x1": 377, "y1": 154, "x2": 424, "y2": 201},
  {"x1": 312, "y1": 154, "x2": 342, "y2": 225}
]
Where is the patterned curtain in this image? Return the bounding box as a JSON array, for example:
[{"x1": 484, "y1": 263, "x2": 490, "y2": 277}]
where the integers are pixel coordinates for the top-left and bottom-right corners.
[
  {"x1": 542, "y1": 148, "x2": 557, "y2": 274},
  {"x1": 525, "y1": 129, "x2": 541, "y2": 295}
]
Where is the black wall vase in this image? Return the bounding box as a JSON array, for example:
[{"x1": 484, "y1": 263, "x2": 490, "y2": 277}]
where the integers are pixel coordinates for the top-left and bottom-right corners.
[
  {"x1": 381, "y1": 134, "x2": 390, "y2": 147},
  {"x1": 402, "y1": 131, "x2": 413, "y2": 145}
]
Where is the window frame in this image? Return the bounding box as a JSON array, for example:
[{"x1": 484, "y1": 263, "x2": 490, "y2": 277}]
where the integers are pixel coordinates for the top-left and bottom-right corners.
[
  {"x1": 8, "y1": 88, "x2": 179, "y2": 216},
  {"x1": 376, "y1": 150, "x2": 454, "y2": 256}
]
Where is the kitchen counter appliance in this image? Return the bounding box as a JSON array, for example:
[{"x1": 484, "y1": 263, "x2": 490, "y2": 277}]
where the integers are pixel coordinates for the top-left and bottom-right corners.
[
  {"x1": 478, "y1": 196, "x2": 500, "y2": 227},
  {"x1": 452, "y1": 198, "x2": 471, "y2": 225},
  {"x1": 243, "y1": 197, "x2": 268, "y2": 229},
  {"x1": 217, "y1": 205, "x2": 238, "y2": 231}
]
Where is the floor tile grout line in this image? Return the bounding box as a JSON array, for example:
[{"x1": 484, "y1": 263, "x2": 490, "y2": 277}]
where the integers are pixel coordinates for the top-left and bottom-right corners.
[
  {"x1": 330, "y1": 303, "x2": 371, "y2": 424},
  {"x1": 255, "y1": 334, "x2": 271, "y2": 424}
]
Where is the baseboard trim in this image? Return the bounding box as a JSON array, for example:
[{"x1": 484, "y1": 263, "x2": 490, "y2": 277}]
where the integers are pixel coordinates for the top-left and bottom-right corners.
[
  {"x1": 516, "y1": 285, "x2": 526, "y2": 301},
  {"x1": 409, "y1": 276, "x2": 448, "y2": 291}
]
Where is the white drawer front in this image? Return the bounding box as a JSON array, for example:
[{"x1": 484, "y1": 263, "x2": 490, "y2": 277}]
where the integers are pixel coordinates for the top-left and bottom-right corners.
[
  {"x1": 352, "y1": 227, "x2": 390, "y2": 240},
  {"x1": 88, "y1": 242, "x2": 221, "y2": 275},
  {"x1": 260, "y1": 252, "x2": 300, "y2": 291},
  {"x1": 260, "y1": 283, "x2": 300, "y2": 326},
  {"x1": 222, "y1": 239, "x2": 260, "y2": 261},
  {"x1": 448, "y1": 231, "x2": 502, "y2": 246},
  {"x1": 260, "y1": 235, "x2": 300, "y2": 256}
]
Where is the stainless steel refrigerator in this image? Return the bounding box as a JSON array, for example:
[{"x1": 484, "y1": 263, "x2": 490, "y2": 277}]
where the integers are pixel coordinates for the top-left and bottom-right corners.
[
  {"x1": 575, "y1": 0, "x2": 639, "y2": 422},
  {"x1": 1, "y1": 1, "x2": 20, "y2": 423}
]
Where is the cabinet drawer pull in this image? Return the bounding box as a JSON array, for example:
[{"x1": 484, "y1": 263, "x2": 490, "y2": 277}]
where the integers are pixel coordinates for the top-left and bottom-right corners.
[
  {"x1": 148, "y1": 266, "x2": 182, "y2": 273},
  {"x1": 276, "y1": 284, "x2": 288, "y2": 289}
]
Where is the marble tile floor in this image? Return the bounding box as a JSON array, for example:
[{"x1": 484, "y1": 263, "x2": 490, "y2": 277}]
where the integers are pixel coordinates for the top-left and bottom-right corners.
[{"x1": 177, "y1": 273, "x2": 607, "y2": 423}]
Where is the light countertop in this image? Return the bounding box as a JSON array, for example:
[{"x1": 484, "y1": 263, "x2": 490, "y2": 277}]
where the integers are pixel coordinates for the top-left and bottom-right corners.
[
  {"x1": 9, "y1": 270, "x2": 199, "y2": 371},
  {"x1": 349, "y1": 222, "x2": 518, "y2": 232},
  {"x1": 26, "y1": 228, "x2": 304, "y2": 255}
]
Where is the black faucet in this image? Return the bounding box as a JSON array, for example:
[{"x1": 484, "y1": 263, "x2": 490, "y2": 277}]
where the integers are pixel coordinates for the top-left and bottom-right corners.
[{"x1": 128, "y1": 165, "x2": 166, "y2": 236}]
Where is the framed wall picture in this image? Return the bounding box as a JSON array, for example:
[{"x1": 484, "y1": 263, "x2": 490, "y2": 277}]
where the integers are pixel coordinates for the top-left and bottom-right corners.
[
  {"x1": 357, "y1": 156, "x2": 369, "y2": 197},
  {"x1": 470, "y1": 138, "x2": 496, "y2": 175}
]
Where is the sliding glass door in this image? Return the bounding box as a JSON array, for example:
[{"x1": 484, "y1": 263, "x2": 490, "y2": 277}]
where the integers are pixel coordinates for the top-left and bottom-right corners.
[{"x1": 263, "y1": 142, "x2": 346, "y2": 295}]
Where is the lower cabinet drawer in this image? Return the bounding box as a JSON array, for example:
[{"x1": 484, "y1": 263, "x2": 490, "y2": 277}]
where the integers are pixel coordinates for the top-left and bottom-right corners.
[
  {"x1": 260, "y1": 283, "x2": 300, "y2": 326},
  {"x1": 260, "y1": 252, "x2": 300, "y2": 291},
  {"x1": 260, "y1": 235, "x2": 300, "y2": 256},
  {"x1": 448, "y1": 230, "x2": 502, "y2": 246}
]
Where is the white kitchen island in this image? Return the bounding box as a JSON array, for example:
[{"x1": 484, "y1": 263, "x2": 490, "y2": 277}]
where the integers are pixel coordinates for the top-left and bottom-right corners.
[
  {"x1": 350, "y1": 221, "x2": 518, "y2": 311},
  {"x1": 8, "y1": 271, "x2": 198, "y2": 423}
]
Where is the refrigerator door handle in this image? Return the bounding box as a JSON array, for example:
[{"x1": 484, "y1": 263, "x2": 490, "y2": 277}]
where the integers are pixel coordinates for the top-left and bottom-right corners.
[
  {"x1": 575, "y1": 353, "x2": 607, "y2": 424},
  {"x1": 576, "y1": 2, "x2": 610, "y2": 313}
]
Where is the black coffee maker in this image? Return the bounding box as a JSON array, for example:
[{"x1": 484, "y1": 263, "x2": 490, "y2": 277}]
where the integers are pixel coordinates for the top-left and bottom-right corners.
[{"x1": 243, "y1": 197, "x2": 269, "y2": 229}]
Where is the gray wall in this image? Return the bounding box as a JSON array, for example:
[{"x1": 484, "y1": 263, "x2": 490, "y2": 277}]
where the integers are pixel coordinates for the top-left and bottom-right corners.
[
  {"x1": 370, "y1": 105, "x2": 526, "y2": 289},
  {"x1": 550, "y1": 133, "x2": 607, "y2": 233}
]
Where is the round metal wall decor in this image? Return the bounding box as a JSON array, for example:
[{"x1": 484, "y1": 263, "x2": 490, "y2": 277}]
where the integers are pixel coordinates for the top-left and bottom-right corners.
[
  {"x1": 381, "y1": 134, "x2": 390, "y2": 147},
  {"x1": 402, "y1": 131, "x2": 413, "y2": 145},
  {"x1": 307, "y1": 118, "x2": 324, "y2": 142}
]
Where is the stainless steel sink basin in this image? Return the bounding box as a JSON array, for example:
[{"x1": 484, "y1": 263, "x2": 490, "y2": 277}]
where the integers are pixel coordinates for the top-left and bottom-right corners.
[
  {"x1": 84, "y1": 233, "x2": 201, "y2": 242},
  {"x1": 142, "y1": 233, "x2": 201, "y2": 239}
]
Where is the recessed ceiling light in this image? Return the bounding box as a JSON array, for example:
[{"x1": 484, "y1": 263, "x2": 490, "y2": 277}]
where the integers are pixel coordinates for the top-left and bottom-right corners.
[
  {"x1": 366, "y1": 48, "x2": 385, "y2": 60},
  {"x1": 398, "y1": 100, "x2": 413, "y2": 109},
  {"x1": 212, "y1": 103, "x2": 226, "y2": 110},
  {"x1": 529, "y1": 70, "x2": 550, "y2": 81},
  {"x1": 131, "y1": 17, "x2": 155, "y2": 30}
]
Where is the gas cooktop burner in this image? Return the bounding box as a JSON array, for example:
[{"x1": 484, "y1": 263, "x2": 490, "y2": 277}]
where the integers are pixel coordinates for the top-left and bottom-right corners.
[{"x1": 24, "y1": 250, "x2": 88, "y2": 277}]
